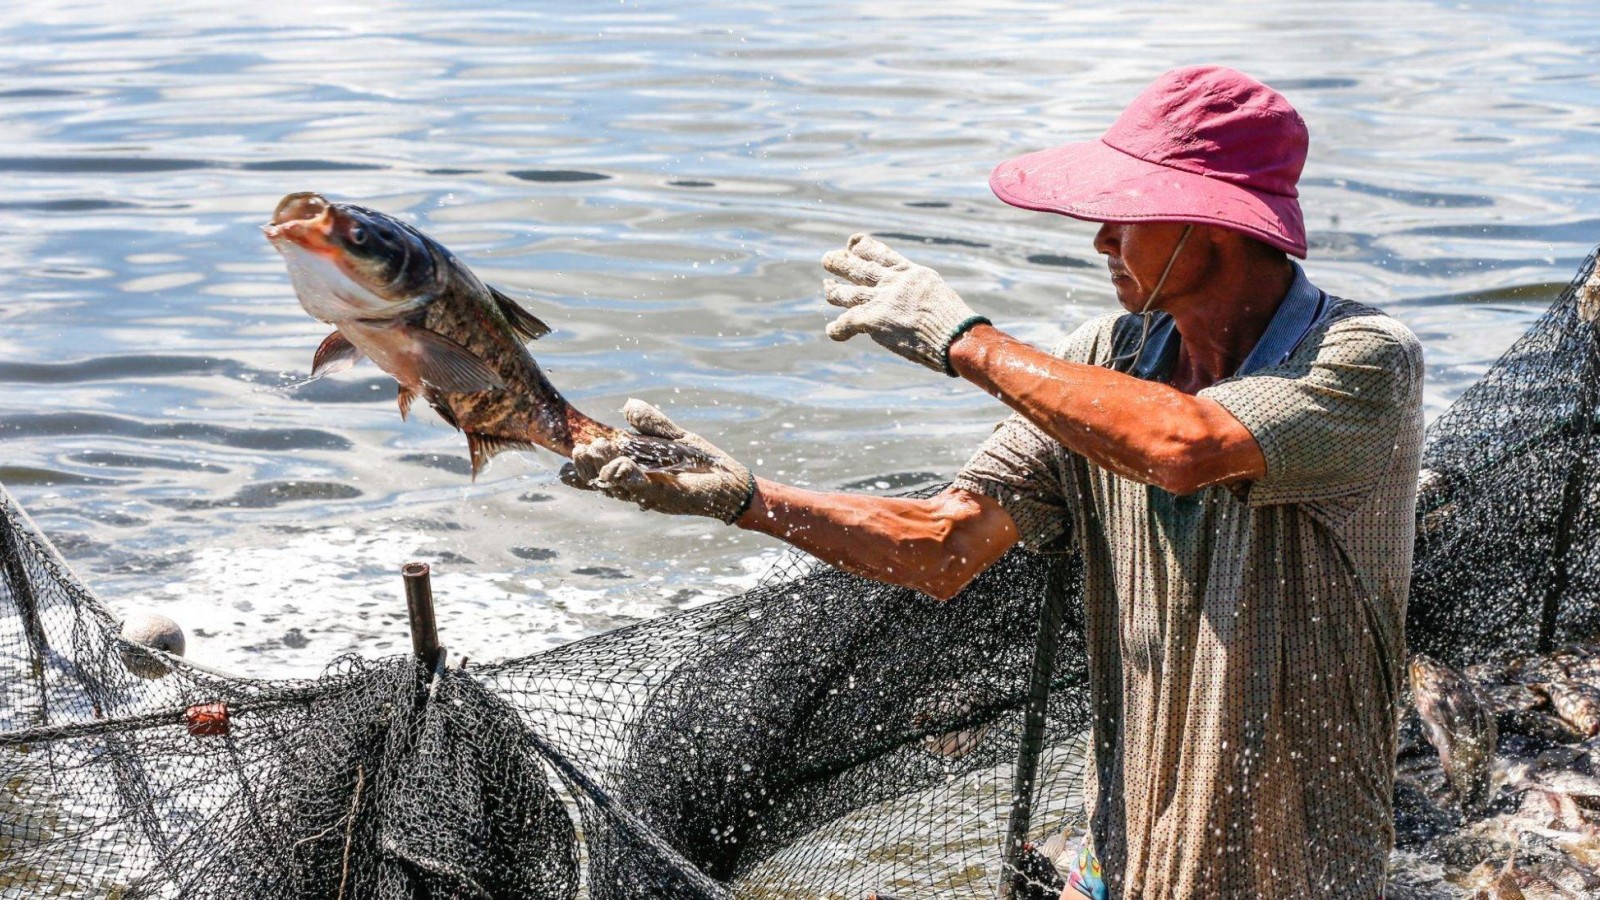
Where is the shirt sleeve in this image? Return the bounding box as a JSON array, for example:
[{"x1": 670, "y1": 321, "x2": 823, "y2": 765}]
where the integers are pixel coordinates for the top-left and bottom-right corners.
[
  {"x1": 949, "y1": 316, "x2": 1118, "y2": 549},
  {"x1": 1199, "y1": 312, "x2": 1423, "y2": 524},
  {"x1": 952, "y1": 413, "x2": 1071, "y2": 549}
]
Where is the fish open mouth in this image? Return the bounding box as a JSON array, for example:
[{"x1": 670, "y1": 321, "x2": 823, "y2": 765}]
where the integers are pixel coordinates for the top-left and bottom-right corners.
[
  {"x1": 261, "y1": 192, "x2": 337, "y2": 252},
  {"x1": 266, "y1": 191, "x2": 398, "y2": 321},
  {"x1": 273, "y1": 191, "x2": 330, "y2": 225}
]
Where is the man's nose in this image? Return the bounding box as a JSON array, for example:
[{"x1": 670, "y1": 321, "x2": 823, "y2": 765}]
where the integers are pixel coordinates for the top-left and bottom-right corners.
[{"x1": 1093, "y1": 222, "x2": 1119, "y2": 256}]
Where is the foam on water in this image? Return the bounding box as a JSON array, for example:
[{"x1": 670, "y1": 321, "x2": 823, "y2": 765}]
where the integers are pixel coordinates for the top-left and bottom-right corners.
[{"x1": 138, "y1": 523, "x2": 777, "y2": 676}]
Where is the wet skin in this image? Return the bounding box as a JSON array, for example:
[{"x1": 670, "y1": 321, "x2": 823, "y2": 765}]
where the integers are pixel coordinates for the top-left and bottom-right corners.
[{"x1": 1093, "y1": 221, "x2": 1296, "y2": 393}]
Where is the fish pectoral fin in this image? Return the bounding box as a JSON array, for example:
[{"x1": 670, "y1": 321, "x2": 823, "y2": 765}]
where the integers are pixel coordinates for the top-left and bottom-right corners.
[
  {"x1": 311, "y1": 330, "x2": 365, "y2": 378},
  {"x1": 465, "y1": 432, "x2": 534, "y2": 480},
  {"x1": 408, "y1": 327, "x2": 506, "y2": 393},
  {"x1": 398, "y1": 385, "x2": 417, "y2": 421},
  {"x1": 489, "y1": 285, "x2": 553, "y2": 342}
]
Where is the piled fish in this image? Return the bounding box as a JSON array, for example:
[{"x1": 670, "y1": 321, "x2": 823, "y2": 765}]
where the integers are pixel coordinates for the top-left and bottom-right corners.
[{"x1": 1394, "y1": 646, "x2": 1600, "y2": 898}]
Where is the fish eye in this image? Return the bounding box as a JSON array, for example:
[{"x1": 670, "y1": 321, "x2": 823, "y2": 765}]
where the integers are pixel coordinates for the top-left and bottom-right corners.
[{"x1": 348, "y1": 225, "x2": 367, "y2": 245}]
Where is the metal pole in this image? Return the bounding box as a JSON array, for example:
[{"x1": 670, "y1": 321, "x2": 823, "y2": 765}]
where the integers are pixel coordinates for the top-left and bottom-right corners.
[
  {"x1": 402, "y1": 561, "x2": 440, "y2": 669},
  {"x1": 998, "y1": 564, "x2": 1069, "y2": 900}
]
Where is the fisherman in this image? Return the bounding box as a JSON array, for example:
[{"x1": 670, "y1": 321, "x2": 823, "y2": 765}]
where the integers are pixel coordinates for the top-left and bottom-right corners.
[{"x1": 566, "y1": 66, "x2": 1425, "y2": 900}]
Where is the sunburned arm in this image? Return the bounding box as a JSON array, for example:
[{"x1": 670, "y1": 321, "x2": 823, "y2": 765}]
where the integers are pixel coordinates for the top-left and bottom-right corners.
[
  {"x1": 948, "y1": 324, "x2": 1265, "y2": 495},
  {"x1": 735, "y1": 479, "x2": 1020, "y2": 601}
]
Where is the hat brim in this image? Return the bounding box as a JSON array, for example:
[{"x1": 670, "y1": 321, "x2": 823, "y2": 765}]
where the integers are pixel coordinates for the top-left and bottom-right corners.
[{"x1": 990, "y1": 140, "x2": 1308, "y2": 259}]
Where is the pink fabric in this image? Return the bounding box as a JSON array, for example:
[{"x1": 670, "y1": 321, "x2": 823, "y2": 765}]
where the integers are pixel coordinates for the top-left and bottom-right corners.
[{"x1": 990, "y1": 66, "x2": 1310, "y2": 258}]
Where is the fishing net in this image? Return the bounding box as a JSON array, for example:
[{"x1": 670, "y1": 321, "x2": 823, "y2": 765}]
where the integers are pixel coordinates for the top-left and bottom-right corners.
[
  {"x1": 0, "y1": 480, "x2": 1084, "y2": 899},
  {"x1": 1410, "y1": 244, "x2": 1600, "y2": 666},
  {"x1": 3, "y1": 244, "x2": 1599, "y2": 899}
]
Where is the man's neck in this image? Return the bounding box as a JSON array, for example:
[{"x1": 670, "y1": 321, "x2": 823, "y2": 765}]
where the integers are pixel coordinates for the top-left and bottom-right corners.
[{"x1": 1165, "y1": 258, "x2": 1296, "y2": 394}]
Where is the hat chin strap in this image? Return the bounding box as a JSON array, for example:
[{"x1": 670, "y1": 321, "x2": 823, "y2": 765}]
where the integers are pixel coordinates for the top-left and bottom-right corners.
[{"x1": 1106, "y1": 224, "x2": 1194, "y2": 370}]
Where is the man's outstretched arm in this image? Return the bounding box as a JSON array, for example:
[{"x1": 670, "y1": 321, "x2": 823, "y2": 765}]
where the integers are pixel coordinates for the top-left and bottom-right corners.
[
  {"x1": 947, "y1": 324, "x2": 1264, "y2": 495},
  {"x1": 563, "y1": 399, "x2": 1020, "y2": 600},
  {"x1": 736, "y1": 480, "x2": 1019, "y2": 601},
  {"x1": 823, "y1": 234, "x2": 1265, "y2": 496}
]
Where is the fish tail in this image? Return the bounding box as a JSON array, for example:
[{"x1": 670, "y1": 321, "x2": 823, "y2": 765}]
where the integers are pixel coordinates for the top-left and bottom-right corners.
[
  {"x1": 563, "y1": 408, "x2": 714, "y2": 471},
  {"x1": 564, "y1": 409, "x2": 619, "y2": 452}
]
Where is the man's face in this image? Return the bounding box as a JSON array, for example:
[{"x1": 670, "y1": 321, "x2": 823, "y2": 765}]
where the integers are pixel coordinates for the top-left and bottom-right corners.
[{"x1": 1093, "y1": 221, "x2": 1199, "y2": 313}]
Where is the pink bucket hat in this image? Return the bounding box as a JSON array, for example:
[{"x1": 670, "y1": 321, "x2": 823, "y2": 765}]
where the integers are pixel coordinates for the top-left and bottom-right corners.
[{"x1": 990, "y1": 66, "x2": 1309, "y2": 258}]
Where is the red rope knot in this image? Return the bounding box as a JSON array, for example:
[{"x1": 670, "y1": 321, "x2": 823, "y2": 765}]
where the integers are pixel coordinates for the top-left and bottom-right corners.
[{"x1": 184, "y1": 701, "x2": 230, "y2": 737}]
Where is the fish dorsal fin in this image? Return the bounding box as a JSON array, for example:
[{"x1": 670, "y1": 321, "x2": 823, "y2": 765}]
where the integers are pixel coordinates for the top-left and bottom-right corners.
[
  {"x1": 489, "y1": 286, "x2": 552, "y2": 342},
  {"x1": 408, "y1": 326, "x2": 506, "y2": 393},
  {"x1": 464, "y1": 431, "x2": 534, "y2": 480},
  {"x1": 311, "y1": 330, "x2": 365, "y2": 379}
]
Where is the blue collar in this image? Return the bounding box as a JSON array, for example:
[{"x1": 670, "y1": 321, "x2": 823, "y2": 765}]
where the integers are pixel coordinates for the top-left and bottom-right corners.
[{"x1": 1127, "y1": 262, "x2": 1328, "y2": 380}]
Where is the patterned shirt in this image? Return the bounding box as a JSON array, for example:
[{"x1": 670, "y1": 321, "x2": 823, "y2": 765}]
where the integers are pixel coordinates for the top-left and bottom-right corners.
[{"x1": 953, "y1": 265, "x2": 1425, "y2": 900}]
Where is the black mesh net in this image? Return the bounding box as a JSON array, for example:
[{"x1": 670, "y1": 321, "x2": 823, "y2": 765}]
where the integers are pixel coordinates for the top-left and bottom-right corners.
[
  {"x1": 4, "y1": 246, "x2": 1600, "y2": 899},
  {"x1": 0, "y1": 481, "x2": 1084, "y2": 899},
  {"x1": 1410, "y1": 245, "x2": 1600, "y2": 666}
]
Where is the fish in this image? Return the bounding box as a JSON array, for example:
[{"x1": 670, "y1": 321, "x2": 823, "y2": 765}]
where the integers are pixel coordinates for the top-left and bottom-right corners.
[
  {"x1": 1533, "y1": 769, "x2": 1600, "y2": 806},
  {"x1": 263, "y1": 192, "x2": 713, "y2": 478},
  {"x1": 1563, "y1": 654, "x2": 1600, "y2": 687},
  {"x1": 1009, "y1": 840, "x2": 1067, "y2": 900},
  {"x1": 1504, "y1": 870, "x2": 1579, "y2": 900},
  {"x1": 1467, "y1": 660, "x2": 1514, "y2": 685},
  {"x1": 1035, "y1": 828, "x2": 1073, "y2": 870},
  {"x1": 1542, "y1": 682, "x2": 1600, "y2": 738},
  {"x1": 921, "y1": 724, "x2": 989, "y2": 759},
  {"x1": 1498, "y1": 708, "x2": 1587, "y2": 747},
  {"x1": 1486, "y1": 683, "x2": 1549, "y2": 716},
  {"x1": 1464, "y1": 846, "x2": 1593, "y2": 900},
  {"x1": 1515, "y1": 786, "x2": 1589, "y2": 834},
  {"x1": 1470, "y1": 871, "x2": 1526, "y2": 900},
  {"x1": 1579, "y1": 265, "x2": 1600, "y2": 325},
  {"x1": 1411, "y1": 653, "x2": 1500, "y2": 815},
  {"x1": 1509, "y1": 655, "x2": 1572, "y2": 686},
  {"x1": 1550, "y1": 859, "x2": 1600, "y2": 898}
]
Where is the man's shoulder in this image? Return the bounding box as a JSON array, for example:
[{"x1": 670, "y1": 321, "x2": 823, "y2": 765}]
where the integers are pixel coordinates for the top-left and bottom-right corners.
[
  {"x1": 1321, "y1": 298, "x2": 1421, "y2": 347},
  {"x1": 1309, "y1": 298, "x2": 1424, "y2": 371}
]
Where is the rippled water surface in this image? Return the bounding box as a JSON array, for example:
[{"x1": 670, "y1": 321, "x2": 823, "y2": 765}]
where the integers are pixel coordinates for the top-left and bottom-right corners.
[{"x1": 3, "y1": 0, "x2": 1599, "y2": 675}]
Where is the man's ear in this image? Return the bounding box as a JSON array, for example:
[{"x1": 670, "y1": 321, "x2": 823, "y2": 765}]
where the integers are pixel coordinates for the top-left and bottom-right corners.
[
  {"x1": 1173, "y1": 224, "x2": 1225, "y2": 287},
  {"x1": 1195, "y1": 224, "x2": 1237, "y2": 259},
  {"x1": 1215, "y1": 227, "x2": 1289, "y2": 266}
]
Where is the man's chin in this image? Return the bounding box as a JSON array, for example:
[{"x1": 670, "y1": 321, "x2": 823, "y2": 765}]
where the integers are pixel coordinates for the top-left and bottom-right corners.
[{"x1": 1112, "y1": 291, "x2": 1146, "y2": 314}]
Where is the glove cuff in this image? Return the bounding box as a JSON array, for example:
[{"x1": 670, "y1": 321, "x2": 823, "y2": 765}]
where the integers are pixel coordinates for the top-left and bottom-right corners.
[
  {"x1": 720, "y1": 470, "x2": 758, "y2": 525},
  {"x1": 940, "y1": 315, "x2": 992, "y2": 377}
]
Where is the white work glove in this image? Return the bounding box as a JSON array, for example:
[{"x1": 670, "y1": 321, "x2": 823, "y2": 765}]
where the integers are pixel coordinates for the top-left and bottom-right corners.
[
  {"x1": 561, "y1": 399, "x2": 755, "y2": 524},
  {"x1": 821, "y1": 233, "x2": 990, "y2": 375}
]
